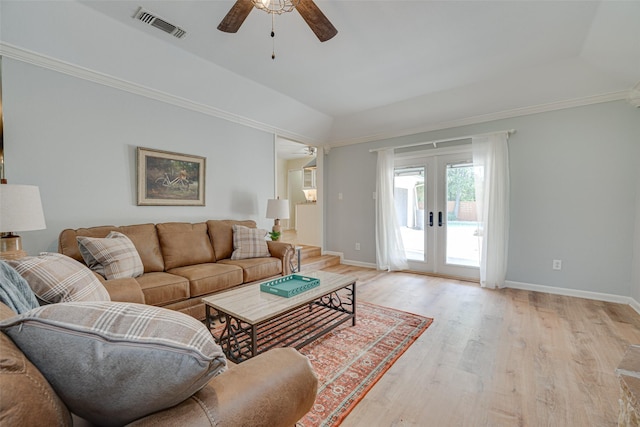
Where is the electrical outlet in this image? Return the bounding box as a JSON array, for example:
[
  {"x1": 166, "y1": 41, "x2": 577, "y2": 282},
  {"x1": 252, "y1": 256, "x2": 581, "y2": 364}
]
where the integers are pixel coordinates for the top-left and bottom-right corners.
[
  {"x1": 552, "y1": 259, "x2": 562, "y2": 270},
  {"x1": 338, "y1": 192, "x2": 343, "y2": 200},
  {"x1": 355, "y1": 243, "x2": 361, "y2": 251}
]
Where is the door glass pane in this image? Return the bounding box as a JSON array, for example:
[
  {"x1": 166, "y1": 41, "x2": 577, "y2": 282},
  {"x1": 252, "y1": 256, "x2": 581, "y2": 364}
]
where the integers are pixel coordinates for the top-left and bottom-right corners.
[
  {"x1": 445, "y1": 163, "x2": 480, "y2": 267},
  {"x1": 394, "y1": 166, "x2": 425, "y2": 261}
]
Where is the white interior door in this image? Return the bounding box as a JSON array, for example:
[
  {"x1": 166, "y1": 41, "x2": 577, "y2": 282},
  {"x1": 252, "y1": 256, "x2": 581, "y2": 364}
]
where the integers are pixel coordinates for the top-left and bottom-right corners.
[{"x1": 394, "y1": 150, "x2": 480, "y2": 280}]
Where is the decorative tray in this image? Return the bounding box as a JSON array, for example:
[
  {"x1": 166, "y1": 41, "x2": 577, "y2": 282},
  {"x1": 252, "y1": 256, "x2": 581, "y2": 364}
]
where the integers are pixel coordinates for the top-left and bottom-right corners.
[{"x1": 260, "y1": 274, "x2": 320, "y2": 298}]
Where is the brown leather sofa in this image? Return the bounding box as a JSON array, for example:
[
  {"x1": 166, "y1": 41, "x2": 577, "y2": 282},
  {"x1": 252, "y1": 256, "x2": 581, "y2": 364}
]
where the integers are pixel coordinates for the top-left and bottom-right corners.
[
  {"x1": 58, "y1": 220, "x2": 294, "y2": 320},
  {"x1": 0, "y1": 301, "x2": 318, "y2": 426}
]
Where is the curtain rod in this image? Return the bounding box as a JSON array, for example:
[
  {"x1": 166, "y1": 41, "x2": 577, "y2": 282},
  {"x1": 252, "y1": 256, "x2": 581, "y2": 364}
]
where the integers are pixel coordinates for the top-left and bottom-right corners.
[{"x1": 368, "y1": 129, "x2": 516, "y2": 153}]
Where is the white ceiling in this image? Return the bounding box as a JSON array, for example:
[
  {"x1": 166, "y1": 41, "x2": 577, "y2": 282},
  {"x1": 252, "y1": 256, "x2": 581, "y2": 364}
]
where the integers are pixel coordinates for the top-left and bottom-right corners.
[{"x1": 75, "y1": 1, "x2": 640, "y2": 144}]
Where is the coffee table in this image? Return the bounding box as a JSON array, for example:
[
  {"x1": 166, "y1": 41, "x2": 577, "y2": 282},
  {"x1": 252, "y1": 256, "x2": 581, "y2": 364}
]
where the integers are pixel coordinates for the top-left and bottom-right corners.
[{"x1": 202, "y1": 270, "x2": 357, "y2": 363}]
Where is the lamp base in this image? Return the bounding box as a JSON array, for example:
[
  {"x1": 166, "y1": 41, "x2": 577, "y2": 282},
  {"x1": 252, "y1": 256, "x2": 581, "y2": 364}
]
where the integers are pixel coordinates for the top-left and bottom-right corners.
[{"x1": 0, "y1": 235, "x2": 28, "y2": 260}]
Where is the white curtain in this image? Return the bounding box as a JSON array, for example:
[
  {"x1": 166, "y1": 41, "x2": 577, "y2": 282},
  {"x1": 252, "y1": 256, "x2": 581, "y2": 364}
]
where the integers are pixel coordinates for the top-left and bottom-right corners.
[
  {"x1": 472, "y1": 132, "x2": 510, "y2": 288},
  {"x1": 375, "y1": 149, "x2": 409, "y2": 271}
]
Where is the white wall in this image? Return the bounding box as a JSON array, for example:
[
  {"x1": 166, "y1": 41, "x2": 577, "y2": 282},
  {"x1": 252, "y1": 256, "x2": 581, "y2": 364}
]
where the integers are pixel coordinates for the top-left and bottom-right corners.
[
  {"x1": 3, "y1": 58, "x2": 276, "y2": 254},
  {"x1": 325, "y1": 101, "x2": 640, "y2": 297},
  {"x1": 0, "y1": 0, "x2": 332, "y2": 144},
  {"x1": 0, "y1": 0, "x2": 337, "y2": 256},
  {"x1": 1, "y1": 0, "x2": 638, "y2": 301}
]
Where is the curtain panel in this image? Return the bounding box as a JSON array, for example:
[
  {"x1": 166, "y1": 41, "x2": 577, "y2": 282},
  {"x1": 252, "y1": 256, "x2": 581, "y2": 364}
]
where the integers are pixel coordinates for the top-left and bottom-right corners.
[
  {"x1": 472, "y1": 132, "x2": 510, "y2": 288},
  {"x1": 375, "y1": 149, "x2": 408, "y2": 271}
]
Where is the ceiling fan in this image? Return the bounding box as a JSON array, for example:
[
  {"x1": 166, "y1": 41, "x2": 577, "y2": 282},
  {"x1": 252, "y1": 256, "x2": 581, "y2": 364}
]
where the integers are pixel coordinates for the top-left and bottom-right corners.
[{"x1": 218, "y1": 0, "x2": 338, "y2": 42}]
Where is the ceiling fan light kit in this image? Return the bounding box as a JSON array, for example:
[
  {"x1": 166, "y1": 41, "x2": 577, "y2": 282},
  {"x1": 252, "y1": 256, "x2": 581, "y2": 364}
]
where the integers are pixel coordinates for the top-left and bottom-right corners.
[
  {"x1": 252, "y1": 0, "x2": 299, "y2": 15},
  {"x1": 218, "y1": 0, "x2": 337, "y2": 59}
]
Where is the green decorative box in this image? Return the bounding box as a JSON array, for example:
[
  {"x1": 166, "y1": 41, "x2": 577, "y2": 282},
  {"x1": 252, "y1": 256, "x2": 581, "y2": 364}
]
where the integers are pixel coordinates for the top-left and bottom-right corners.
[{"x1": 260, "y1": 275, "x2": 320, "y2": 298}]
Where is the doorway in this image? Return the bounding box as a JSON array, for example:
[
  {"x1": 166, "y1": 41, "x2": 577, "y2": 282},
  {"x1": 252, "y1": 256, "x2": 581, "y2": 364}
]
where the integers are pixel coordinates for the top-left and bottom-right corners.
[
  {"x1": 394, "y1": 151, "x2": 480, "y2": 280},
  {"x1": 287, "y1": 168, "x2": 306, "y2": 229}
]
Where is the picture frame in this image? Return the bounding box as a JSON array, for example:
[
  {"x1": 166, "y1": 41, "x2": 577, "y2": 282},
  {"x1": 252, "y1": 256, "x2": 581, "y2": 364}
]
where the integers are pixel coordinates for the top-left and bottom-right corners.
[{"x1": 137, "y1": 147, "x2": 206, "y2": 206}]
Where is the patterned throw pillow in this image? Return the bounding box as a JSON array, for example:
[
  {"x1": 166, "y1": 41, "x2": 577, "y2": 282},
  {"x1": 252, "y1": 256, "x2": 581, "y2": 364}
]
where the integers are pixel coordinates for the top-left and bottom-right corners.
[
  {"x1": 6, "y1": 252, "x2": 110, "y2": 304},
  {"x1": 77, "y1": 231, "x2": 144, "y2": 280},
  {"x1": 0, "y1": 301, "x2": 227, "y2": 426},
  {"x1": 231, "y1": 225, "x2": 270, "y2": 260}
]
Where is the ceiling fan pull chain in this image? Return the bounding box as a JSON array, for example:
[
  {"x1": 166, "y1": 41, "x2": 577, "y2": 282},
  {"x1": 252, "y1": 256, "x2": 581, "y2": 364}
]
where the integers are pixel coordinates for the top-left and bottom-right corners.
[{"x1": 271, "y1": 13, "x2": 276, "y2": 60}]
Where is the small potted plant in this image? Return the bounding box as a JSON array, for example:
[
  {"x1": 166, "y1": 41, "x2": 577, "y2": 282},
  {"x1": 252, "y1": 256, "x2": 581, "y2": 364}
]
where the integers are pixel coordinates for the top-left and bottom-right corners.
[{"x1": 269, "y1": 231, "x2": 281, "y2": 241}]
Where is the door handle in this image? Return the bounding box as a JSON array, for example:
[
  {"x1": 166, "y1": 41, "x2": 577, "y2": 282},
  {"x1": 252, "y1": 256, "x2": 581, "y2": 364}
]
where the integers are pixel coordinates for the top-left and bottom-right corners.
[
  {"x1": 429, "y1": 212, "x2": 434, "y2": 227},
  {"x1": 438, "y1": 211, "x2": 443, "y2": 227}
]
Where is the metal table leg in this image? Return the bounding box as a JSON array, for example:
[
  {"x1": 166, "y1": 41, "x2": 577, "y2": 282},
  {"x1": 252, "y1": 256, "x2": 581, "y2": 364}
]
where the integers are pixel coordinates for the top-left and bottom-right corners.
[{"x1": 290, "y1": 246, "x2": 303, "y2": 273}]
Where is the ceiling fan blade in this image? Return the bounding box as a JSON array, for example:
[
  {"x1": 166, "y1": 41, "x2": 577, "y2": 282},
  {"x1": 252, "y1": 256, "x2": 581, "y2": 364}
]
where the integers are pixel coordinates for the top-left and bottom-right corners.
[
  {"x1": 218, "y1": 0, "x2": 254, "y2": 33},
  {"x1": 295, "y1": 0, "x2": 338, "y2": 42}
]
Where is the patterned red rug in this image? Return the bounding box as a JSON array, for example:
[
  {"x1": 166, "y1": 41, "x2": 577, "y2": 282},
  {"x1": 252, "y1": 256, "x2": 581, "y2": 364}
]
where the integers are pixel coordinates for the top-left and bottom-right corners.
[{"x1": 295, "y1": 301, "x2": 433, "y2": 427}]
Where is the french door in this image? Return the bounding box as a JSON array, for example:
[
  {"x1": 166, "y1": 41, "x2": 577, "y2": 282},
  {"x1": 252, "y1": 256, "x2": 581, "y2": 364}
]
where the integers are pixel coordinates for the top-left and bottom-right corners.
[{"x1": 394, "y1": 151, "x2": 480, "y2": 280}]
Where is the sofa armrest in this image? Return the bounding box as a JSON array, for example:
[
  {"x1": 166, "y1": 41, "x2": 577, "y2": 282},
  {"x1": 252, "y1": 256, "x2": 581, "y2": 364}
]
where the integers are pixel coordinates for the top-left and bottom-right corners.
[
  {"x1": 97, "y1": 276, "x2": 145, "y2": 304},
  {"x1": 267, "y1": 241, "x2": 295, "y2": 276},
  {"x1": 127, "y1": 347, "x2": 318, "y2": 427}
]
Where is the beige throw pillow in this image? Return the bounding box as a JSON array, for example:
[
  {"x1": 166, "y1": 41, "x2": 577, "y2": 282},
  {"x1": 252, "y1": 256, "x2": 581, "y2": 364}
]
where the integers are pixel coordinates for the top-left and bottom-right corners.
[
  {"x1": 6, "y1": 252, "x2": 110, "y2": 304},
  {"x1": 0, "y1": 301, "x2": 227, "y2": 426},
  {"x1": 77, "y1": 231, "x2": 144, "y2": 280},
  {"x1": 231, "y1": 225, "x2": 270, "y2": 260}
]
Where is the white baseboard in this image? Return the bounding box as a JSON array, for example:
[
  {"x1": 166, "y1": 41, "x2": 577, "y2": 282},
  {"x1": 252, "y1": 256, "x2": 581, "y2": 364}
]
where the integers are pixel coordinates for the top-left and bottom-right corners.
[
  {"x1": 315, "y1": 258, "x2": 640, "y2": 315},
  {"x1": 506, "y1": 280, "x2": 640, "y2": 315},
  {"x1": 339, "y1": 258, "x2": 378, "y2": 269},
  {"x1": 324, "y1": 252, "x2": 378, "y2": 269},
  {"x1": 322, "y1": 250, "x2": 343, "y2": 260},
  {"x1": 629, "y1": 298, "x2": 640, "y2": 316}
]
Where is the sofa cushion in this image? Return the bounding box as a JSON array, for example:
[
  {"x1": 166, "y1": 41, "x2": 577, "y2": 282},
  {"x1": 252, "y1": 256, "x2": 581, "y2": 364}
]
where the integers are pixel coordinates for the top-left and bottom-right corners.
[
  {"x1": 100, "y1": 277, "x2": 146, "y2": 304},
  {"x1": 59, "y1": 224, "x2": 165, "y2": 273},
  {"x1": 207, "y1": 220, "x2": 256, "y2": 261},
  {"x1": 118, "y1": 224, "x2": 165, "y2": 272},
  {"x1": 0, "y1": 301, "x2": 227, "y2": 427},
  {"x1": 218, "y1": 257, "x2": 282, "y2": 283},
  {"x1": 6, "y1": 253, "x2": 110, "y2": 304},
  {"x1": 135, "y1": 272, "x2": 190, "y2": 306},
  {"x1": 167, "y1": 263, "x2": 243, "y2": 297},
  {"x1": 231, "y1": 225, "x2": 270, "y2": 260},
  {"x1": 58, "y1": 225, "x2": 118, "y2": 262},
  {"x1": 0, "y1": 303, "x2": 73, "y2": 426},
  {"x1": 157, "y1": 222, "x2": 215, "y2": 269},
  {"x1": 77, "y1": 231, "x2": 144, "y2": 280}
]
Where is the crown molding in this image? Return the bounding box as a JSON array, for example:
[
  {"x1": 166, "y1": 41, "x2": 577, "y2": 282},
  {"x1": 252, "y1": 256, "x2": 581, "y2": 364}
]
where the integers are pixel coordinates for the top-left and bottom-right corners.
[
  {"x1": 1, "y1": 42, "x2": 633, "y2": 148},
  {"x1": 327, "y1": 90, "x2": 631, "y2": 148},
  {"x1": 0, "y1": 42, "x2": 320, "y2": 145},
  {"x1": 628, "y1": 80, "x2": 640, "y2": 108}
]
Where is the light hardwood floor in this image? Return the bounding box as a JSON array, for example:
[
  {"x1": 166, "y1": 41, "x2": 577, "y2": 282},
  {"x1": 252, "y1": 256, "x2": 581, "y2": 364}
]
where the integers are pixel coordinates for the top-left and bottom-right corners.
[{"x1": 318, "y1": 264, "x2": 640, "y2": 427}]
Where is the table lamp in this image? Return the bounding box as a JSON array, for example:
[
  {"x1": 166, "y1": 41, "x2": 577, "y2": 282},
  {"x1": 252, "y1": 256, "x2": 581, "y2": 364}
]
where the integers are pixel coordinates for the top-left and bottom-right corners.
[
  {"x1": 266, "y1": 198, "x2": 290, "y2": 236},
  {"x1": 0, "y1": 184, "x2": 47, "y2": 260}
]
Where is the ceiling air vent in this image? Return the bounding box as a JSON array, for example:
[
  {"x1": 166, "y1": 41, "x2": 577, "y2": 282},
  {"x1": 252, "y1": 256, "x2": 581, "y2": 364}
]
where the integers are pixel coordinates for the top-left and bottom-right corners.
[{"x1": 133, "y1": 7, "x2": 186, "y2": 39}]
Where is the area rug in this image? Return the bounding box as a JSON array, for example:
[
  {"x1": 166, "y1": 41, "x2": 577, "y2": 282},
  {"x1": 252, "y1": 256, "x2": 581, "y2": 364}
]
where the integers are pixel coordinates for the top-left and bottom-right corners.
[{"x1": 295, "y1": 301, "x2": 433, "y2": 427}]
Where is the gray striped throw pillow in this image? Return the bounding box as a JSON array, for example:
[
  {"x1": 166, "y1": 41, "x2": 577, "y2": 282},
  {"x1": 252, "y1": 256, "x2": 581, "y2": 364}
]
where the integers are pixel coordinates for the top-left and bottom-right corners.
[
  {"x1": 0, "y1": 301, "x2": 227, "y2": 426},
  {"x1": 7, "y1": 252, "x2": 110, "y2": 304},
  {"x1": 77, "y1": 231, "x2": 144, "y2": 280},
  {"x1": 231, "y1": 224, "x2": 270, "y2": 260}
]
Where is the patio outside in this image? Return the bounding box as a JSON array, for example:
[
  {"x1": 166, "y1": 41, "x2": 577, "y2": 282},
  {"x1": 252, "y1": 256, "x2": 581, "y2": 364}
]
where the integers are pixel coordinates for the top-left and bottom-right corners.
[
  {"x1": 400, "y1": 220, "x2": 481, "y2": 267},
  {"x1": 395, "y1": 163, "x2": 481, "y2": 268}
]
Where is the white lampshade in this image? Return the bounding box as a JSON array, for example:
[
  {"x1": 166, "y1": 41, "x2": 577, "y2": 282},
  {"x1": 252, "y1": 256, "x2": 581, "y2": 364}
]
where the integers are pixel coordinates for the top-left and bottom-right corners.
[
  {"x1": 0, "y1": 184, "x2": 47, "y2": 233},
  {"x1": 266, "y1": 198, "x2": 290, "y2": 220}
]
